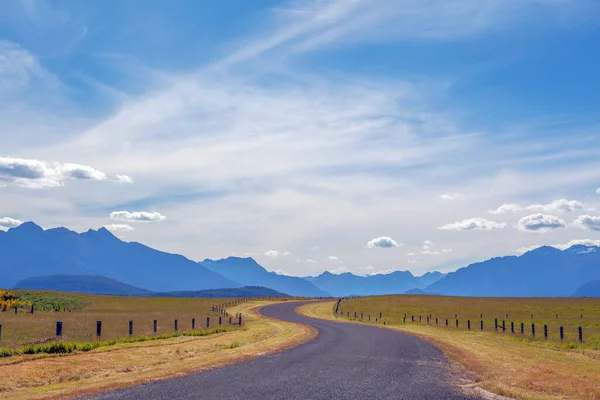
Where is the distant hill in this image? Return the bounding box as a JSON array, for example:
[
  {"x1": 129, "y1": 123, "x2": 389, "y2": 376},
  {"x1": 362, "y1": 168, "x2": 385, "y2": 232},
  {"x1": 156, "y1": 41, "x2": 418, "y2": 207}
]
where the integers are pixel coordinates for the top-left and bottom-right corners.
[
  {"x1": 0, "y1": 222, "x2": 239, "y2": 292},
  {"x1": 426, "y1": 245, "x2": 600, "y2": 297},
  {"x1": 307, "y1": 270, "x2": 445, "y2": 297},
  {"x1": 13, "y1": 274, "x2": 290, "y2": 298},
  {"x1": 13, "y1": 275, "x2": 152, "y2": 296},
  {"x1": 202, "y1": 257, "x2": 330, "y2": 297},
  {"x1": 156, "y1": 286, "x2": 290, "y2": 298},
  {"x1": 571, "y1": 280, "x2": 600, "y2": 298}
]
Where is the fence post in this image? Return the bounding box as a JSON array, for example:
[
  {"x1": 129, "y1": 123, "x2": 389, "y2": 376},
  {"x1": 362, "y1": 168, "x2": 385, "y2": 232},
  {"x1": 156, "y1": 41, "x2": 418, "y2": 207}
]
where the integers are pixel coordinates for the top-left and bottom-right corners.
[
  {"x1": 219, "y1": 316, "x2": 222, "y2": 326},
  {"x1": 192, "y1": 318, "x2": 195, "y2": 329},
  {"x1": 174, "y1": 319, "x2": 178, "y2": 331},
  {"x1": 56, "y1": 321, "x2": 63, "y2": 337},
  {"x1": 229, "y1": 317, "x2": 232, "y2": 325},
  {"x1": 419, "y1": 315, "x2": 422, "y2": 322},
  {"x1": 579, "y1": 327, "x2": 583, "y2": 343},
  {"x1": 207, "y1": 317, "x2": 210, "y2": 328},
  {"x1": 520, "y1": 322, "x2": 524, "y2": 334},
  {"x1": 411, "y1": 316, "x2": 414, "y2": 322},
  {"x1": 511, "y1": 321, "x2": 514, "y2": 334},
  {"x1": 380, "y1": 312, "x2": 382, "y2": 319},
  {"x1": 31, "y1": 304, "x2": 34, "y2": 314},
  {"x1": 129, "y1": 320, "x2": 133, "y2": 336},
  {"x1": 154, "y1": 319, "x2": 158, "y2": 333},
  {"x1": 467, "y1": 320, "x2": 471, "y2": 330},
  {"x1": 445, "y1": 319, "x2": 448, "y2": 327},
  {"x1": 436, "y1": 317, "x2": 438, "y2": 325},
  {"x1": 239, "y1": 314, "x2": 243, "y2": 325},
  {"x1": 560, "y1": 326, "x2": 564, "y2": 341},
  {"x1": 531, "y1": 323, "x2": 535, "y2": 338},
  {"x1": 494, "y1": 318, "x2": 498, "y2": 331},
  {"x1": 0, "y1": 324, "x2": 2, "y2": 341},
  {"x1": 427, "y1": 316, "x2": 429, "y2": 324},
  {"x1": 96, "y1": 321, "x2": 102, "y2": 339},
  {"x1": 544, "y1": 325, "x2": 548, "y2": 340},
  {"x1": 480, "y1": 320, "x2": 483, "y2": 330},
  {"x1": 502, "y1": 320, "x2": 505, "y2": 332}
]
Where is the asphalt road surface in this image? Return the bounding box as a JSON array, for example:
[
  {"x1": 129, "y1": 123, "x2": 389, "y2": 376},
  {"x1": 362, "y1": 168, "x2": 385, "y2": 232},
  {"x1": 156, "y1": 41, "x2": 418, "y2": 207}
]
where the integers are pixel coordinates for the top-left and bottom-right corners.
[{"x1": 89, "y1": 301, "x2": 478, "y2": 400}]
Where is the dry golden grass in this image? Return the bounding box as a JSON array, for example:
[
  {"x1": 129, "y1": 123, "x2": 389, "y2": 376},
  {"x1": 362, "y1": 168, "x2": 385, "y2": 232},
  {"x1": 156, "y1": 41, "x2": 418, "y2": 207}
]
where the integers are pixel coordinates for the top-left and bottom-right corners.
[
  {"x1": 0, "y1": 300, "x2": 316, "y2": 400},
  {"x1": 298, "y1": 301, "x2": 600, "y2": 400},
  {"x1": 0, "y1": 291, "x2": 235, "y2": 347}
]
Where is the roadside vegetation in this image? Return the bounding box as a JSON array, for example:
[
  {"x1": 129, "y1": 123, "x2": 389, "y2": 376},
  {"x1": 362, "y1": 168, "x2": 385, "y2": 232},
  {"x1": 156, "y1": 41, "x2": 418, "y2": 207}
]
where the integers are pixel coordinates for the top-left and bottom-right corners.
[{"x1": 297, "y1": 298, "x2": 600, "y2": 400}]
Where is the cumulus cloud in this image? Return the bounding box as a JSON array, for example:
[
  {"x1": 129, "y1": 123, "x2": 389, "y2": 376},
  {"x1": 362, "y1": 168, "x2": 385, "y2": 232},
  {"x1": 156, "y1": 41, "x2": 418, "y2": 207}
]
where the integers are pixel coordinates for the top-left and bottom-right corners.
[
  {"x1": 597, "y1": 188, "x2": 600, "y2": 195},
  {"x1": 517, "y1": 213, "x2": 566, "y2": 232},
  {"x1": 441, "y1": 193, "x2": 460, "y2": 201},
  {"x1": 0, "y1": 157, "x2": 129, "y2": 188},
  {"x1": 526, "y1": 199, "x2": 583, "y2": 214},
  {"x1": 328, "y1": 256, "x2": 340, "y2": 261},
  {"x1": 265, "y1": 250, "x2": 290, "y2": 257},
  {"x1": 489, "y1": 203, "x2": 523, "y2": 214},
  {"x1": 573, "y1": 215, "x2": 600, "y2": 231},
  {"x1": 109, "y1": 211, "x2": 166, "y2": 223},
  {"x1": 306, "y1": 258, "x2": 317, "y2": 263},
  {"x1": 113, "y1": 174, "x2": 134, "y2": 184},
  {"x1": 103, "y1": 224, "x2": 135, "y2": 233},
  {"x1": 0, "y1": 217, "x2": 22, "y2": 230},
  {"x1": 366, "y1": 236, "x2": 402, "y2": 248},
  {"x1": 439, "y1": 218, "x2": 507, "y2": 231}
]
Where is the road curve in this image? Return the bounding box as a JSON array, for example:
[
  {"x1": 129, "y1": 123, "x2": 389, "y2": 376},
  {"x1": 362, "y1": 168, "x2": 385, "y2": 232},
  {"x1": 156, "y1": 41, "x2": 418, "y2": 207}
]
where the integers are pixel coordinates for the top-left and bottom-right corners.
[{"x1": 89, "y1": 301, "x2": 477, "y2": 400}]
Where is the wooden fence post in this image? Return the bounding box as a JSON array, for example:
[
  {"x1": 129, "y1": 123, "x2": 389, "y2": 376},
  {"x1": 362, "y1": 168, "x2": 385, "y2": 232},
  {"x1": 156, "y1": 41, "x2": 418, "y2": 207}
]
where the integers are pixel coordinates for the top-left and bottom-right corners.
[
  {"x1": 219, "y1": 316, "x2": 222, "y2": 326},
  {"x1": 579, "y1": 327, "x2": 583, "y2": 343},
  {"x1": 511, "y1": 321, "x2": 514, "y2": 334},
  {"x1": 174, "y1": 319, "x2": 178, "y2": 331},
  {"x1": 129, "y1": 320, "x2": 133, "y2": 336},
  {"x1": 467, "y1": 320, "x2": 471, "y2": 330},
  {"x1": 560, "y1": 326, "x2": 564, "y2": 341},
  {"x1": 544, "y1": 325, "x2": 548, "y2": 340},
  {"x1": 436, "y1": 317, "x2": 438, "y2": 325},
  {"x1": 520, "y1": 322, "x2": 524, "y2": 334},
  {"x1": 96, "y1": 321, "x2": 102, "y2": 339},
  {"x1": 154, "y1": 320, "x2": 158, "y2": 333},
  {"x1": 480, "y1": 320, "x2": 483, "y2": 330},
  {"x1": 445, "y1": 319, "x2": 448, "y2": 327},
  {"x1": 502, "y1": 320, "x2": 505, "y2": 332},
  {"x1": 456, "y1": 319, "x2": 459, "y2": 328},
  {"x1": 531, "y1": 323, "x2": 535, "y2": 338},
  {"x1": 192, "y1": 318, "x2": 195, "y2": 329},
  {"x1": 206, "y1": 317, "x2": 210, "y2": 328},
  {"x1": 56, "y1": 321, "x2": 63, "y2": 337},
  {"x1": 494, "y1": 318, "x2": 498, "y2": 331},
  {"x1": 239, "y1": 314, "x2": 243, "y2": 325}
]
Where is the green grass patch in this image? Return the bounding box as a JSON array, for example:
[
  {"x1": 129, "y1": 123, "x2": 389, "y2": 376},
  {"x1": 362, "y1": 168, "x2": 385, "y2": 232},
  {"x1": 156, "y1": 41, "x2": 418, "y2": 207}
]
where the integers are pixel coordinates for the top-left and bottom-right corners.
[{"x1": 0, "y1": 326, "x2": 243, "y2": 358}]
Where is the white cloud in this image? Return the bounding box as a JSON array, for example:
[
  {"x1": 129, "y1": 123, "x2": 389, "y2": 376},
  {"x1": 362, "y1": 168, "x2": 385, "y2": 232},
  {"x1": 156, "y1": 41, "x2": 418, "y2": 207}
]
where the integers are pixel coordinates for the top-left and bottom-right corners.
[
  {"x1": 0, "y1": 216, "x2": 22, "y2": 230},
  {"x1": 517, "y1": 213, "x2": 566, "y2": 232},
  {"x1": 441, "y1": 193, "x2": 460, "y2": 200},
  {"x1": 113, "y1": 174, "x2": 134, "y2": 184},
  {"x1": 366, "y1": 236, "x2": 402, "y2": 248},
  {"x1": 109, "y1": 211, "x2": 166, "y2": 223},
  {"x1": 442, "y1": 248, "x2": 453, "y2": 253},
  {"x1": 439, "y1": 218, "x2": 507, "y2": 231},
  {"x1": 489, "y1": 203, "x2": 523, "y2": 214},
  {"x1": 596, "y1": 188, "x2": 600, "y2": 195},
  {"x1": 306, "y1": 258, "x2": 317, "y2": 263},
  {"x1": 328, "y1": 266, "x2": 350, "y2": 274},
  {"x1": 0, "y1": 157, "x2": 120, "y2": 188},
  {"x1": 516, "y1": 239, "x2": 600, "y2": 254},
  {"x1": 526, "y1": 199, "x2": 583, "y2": 214},
  {"x1": 406, "y1": 252, "x2": 416, "y2": 256},
  {"x1": 273, "y1": 269, "x2": 291, "y2": 276},
  {"x1": 407, "y1": 260, "x2": 418, "y2": 263},
  {"x1": 421, "y1": 250, "x2": 441, "y2": 255},
  {"x1": 573, "y1": 215, "x2": 600, "y2": 232},
  {"x1": 328, "y1": 255, "x2": 340, "y2": 261},
  {"x1": 103, "y1": 224, "x2": 135, "y2": 233},
  {"x1": 265, "y1": 250, "x2": 291, "y2": 257}
]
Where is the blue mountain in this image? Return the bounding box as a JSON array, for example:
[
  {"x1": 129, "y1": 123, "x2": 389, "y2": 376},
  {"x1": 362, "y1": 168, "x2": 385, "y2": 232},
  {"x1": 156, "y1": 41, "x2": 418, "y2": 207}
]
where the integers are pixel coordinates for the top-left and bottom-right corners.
[
  {"x1": 426, "y1": 245, "x2": 600, "y2": 297},
  {"x1": 306, "y1": 270, "x2": 445, "y2": 297},
  {"x1": 0, "y1": 222, "x2": 239, "y2": 292},
  {"x1": 201, "y1": 257, "x2": 330, "y2": 297},
  {"x1": 571, "y1": 280, "x2": 600, "y2": 298}
]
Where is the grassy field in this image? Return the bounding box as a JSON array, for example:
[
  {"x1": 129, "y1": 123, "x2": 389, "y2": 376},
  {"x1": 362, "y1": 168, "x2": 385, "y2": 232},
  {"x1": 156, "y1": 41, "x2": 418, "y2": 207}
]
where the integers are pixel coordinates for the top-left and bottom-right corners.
[
  {"x1": 337, "y1": 295, "x2": 600, "y2": 349},
  {"x1": 298, "y1": 297, "x2": 600, "y2": 400},
  {"x1": 0, "y1": 290, "x2": 244, "y2": 349},
  {"x1": 0, "y1": 300, "x2": 316, "y2": 399}
]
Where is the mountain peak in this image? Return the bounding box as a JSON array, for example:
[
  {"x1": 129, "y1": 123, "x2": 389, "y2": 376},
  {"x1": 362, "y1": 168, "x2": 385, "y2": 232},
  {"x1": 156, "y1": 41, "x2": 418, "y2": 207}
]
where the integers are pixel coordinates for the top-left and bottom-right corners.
[{"x1": 9, "y1": 221, "x2": 44, "y2": 234}]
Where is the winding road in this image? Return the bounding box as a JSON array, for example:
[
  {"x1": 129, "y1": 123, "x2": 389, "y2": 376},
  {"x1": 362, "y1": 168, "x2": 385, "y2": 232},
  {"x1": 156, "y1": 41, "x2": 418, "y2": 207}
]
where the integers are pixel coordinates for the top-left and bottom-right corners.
[{"x1": 91, "y1": 302, "x2": 477, "y2": 399}]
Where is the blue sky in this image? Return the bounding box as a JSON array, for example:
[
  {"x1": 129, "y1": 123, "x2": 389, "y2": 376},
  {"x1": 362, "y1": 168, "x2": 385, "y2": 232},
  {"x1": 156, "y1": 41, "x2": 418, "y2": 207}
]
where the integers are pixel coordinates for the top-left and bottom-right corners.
[{"x1": 1, "y1": 0, "x2": 600, "y2": 277}]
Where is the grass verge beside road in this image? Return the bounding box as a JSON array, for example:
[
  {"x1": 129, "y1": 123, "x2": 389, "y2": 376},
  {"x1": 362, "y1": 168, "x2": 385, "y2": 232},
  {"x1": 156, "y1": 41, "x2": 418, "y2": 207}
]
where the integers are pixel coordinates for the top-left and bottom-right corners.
[
  {"x1": 0, "y1": 301, "x2": 316, "y2": 400},
  {"x1": 297, "y1": 301, "x2": 600, "y2": 400}
]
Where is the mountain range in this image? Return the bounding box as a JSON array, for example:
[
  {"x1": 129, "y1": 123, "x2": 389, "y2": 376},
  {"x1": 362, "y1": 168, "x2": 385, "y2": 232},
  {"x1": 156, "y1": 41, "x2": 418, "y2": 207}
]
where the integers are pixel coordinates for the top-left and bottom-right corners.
[{"x1": 2, "y1": 222, "x2": 600, "y2": 298}]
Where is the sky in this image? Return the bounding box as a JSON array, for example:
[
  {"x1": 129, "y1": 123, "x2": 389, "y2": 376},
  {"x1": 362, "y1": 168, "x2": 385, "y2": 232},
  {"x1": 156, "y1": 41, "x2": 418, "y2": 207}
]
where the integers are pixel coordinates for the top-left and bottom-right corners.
[{"x1": 1, "y1": 0, "x2": 600, "y2": 277}]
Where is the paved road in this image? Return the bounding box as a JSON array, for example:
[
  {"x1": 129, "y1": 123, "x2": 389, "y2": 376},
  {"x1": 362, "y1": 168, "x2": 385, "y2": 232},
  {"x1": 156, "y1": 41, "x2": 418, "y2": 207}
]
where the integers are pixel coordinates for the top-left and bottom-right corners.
[{"x1": 90, "y1": 302, "x2": 477, "y2": 400}]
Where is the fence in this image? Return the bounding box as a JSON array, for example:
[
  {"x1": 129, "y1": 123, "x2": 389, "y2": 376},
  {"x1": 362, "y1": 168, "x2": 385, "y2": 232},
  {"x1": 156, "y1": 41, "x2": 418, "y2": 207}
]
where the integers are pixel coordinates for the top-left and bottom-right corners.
[
  {"x1": 0, "y1": 298, "x2": 249, "y2": 349},
  {"x1": 335, "y1": 300, "x2": 593, "y2": 345}
]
